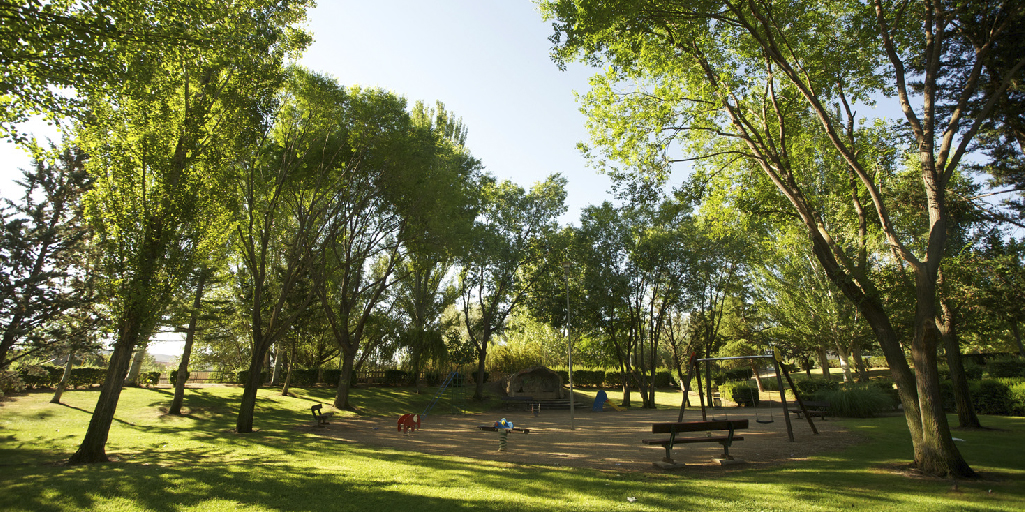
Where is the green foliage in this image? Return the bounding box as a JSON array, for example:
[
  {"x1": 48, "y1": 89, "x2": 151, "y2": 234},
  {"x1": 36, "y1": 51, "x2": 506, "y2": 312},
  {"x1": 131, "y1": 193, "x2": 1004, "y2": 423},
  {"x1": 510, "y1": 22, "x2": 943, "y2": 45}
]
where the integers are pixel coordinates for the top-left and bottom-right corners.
[
  {"x1": 384, "y1": 370, "x2": 411, "y2": 387},
  {"x1": 794, "y1": 378, "x2": 841, "y2": 398},
  {"x1": 815, "y1": 385, "x2": 895, "y2": 418},
  {"x1": 652, "y1": 369, "x2": 674, "y2": 388},
  {"x1": 15, "y1": 365, "x2": 63, "y2": 388},
  {"x1": 0, "y1": 369, "x2": 26, "y2": 396},
  {"x1": 971, "y1": 380, "x2": 1014, "y2": 416},
  {"x1": 722, "y1": 368, "x2": 753, "y2": 382},
  {"x1": 1008, "y1": 380, "x2": 1025, "y2": 416},
  {"x1": 987, "y1": 358, "x2": 1025, "y2": 378},
  {"x1": 168, "y1": 370, "x2": 190, "y2": 387},
  {"x1": 140, "y1": 372, "x2": 160, "y2": 386},
  {"x1": 720, "y1": 381, "x2": 759, "y2": 407},
  {"x1": 572, "y1": 369, "x2": 606, "y2": 388}
]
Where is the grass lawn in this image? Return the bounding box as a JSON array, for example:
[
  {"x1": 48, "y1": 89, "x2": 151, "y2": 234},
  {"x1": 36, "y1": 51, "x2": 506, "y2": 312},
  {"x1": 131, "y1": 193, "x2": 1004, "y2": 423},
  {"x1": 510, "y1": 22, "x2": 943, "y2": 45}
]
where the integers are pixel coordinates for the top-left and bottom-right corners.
[{"x1": 1, "y1": 384, "x2": 1023, "y2": 511}]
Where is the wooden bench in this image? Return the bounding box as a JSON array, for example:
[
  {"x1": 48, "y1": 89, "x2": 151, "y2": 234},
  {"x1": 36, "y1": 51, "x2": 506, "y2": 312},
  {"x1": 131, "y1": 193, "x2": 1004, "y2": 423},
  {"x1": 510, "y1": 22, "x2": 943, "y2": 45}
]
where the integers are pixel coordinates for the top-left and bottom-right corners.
[
  {"x1": 643, "y1": 419, "x2": 748, "y2": 466},
  {"x1": 311, "y1": 404, "x2": 334, "y2": 427},
  {"x1": 788, "y1": 400, "x2": 831, "y2": 420}
]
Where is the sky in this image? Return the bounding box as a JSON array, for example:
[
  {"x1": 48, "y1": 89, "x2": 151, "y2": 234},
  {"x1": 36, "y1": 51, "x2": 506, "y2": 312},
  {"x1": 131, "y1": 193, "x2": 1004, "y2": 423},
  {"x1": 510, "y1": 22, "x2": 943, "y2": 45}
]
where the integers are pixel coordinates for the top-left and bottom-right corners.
[{"x1": 0, "y1": 0, "x2": 614, "y2": 226}]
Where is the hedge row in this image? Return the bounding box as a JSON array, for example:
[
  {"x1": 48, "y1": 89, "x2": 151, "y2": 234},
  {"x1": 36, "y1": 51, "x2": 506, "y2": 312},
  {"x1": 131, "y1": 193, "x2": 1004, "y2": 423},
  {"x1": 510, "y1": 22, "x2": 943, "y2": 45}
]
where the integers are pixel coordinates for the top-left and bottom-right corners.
[{"x1": 939, "y1": 378, "x2": 1025, "y2": 416}]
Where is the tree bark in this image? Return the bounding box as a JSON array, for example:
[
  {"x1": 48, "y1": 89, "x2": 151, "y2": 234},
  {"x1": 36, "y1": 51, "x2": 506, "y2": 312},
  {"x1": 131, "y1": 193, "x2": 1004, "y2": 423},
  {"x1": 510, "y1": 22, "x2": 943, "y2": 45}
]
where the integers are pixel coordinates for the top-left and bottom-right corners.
[
  {"x1": 938, "y1": 299, "x2": 981, "y2": 428},
  {"x1": 50, "y1": 352, "x2": 75, "y2": 404},
  {"x1": 281, "y1": 339, "x2": 296, "y2": 396},
  {"x1": 333, "y1": 351, "x2": 356, "y2": 411},
  {"x1": 270, "y1": 343, "x2": 283, "y2": 386},
  {"x1": 816, "y1": 345, "x2": 831, "y2": 378},
  {"x1": 124, "y1": 344, "x2": 147, "y2": 387},
  {"x1": 169, "y1": 269, "x2": 208, "y2": 415},
  {"x1": 1010, "y1": 319, "x2": 1025, "y2": 357}
]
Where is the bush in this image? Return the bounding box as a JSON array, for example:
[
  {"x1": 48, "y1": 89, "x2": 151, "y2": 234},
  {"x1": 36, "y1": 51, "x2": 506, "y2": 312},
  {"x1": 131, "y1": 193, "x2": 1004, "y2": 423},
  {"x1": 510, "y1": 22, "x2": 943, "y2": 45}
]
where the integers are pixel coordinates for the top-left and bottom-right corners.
[
  {"x1": 0, "y1": 369, "x2": 27, "y2": 397},
  {"x1": 384, "y1": 369, "x2": 410, "y2": 386},
  {"x1": 1007, "y1": 381, "x2": 1025, "y2": 417},
  {"x1": 720, "y1": 381, "x2": 759, "y2": 407},
  {"x1": 987, "y1": 358, "x2": 1025, "y2": 378},
  {"x1": 572, "y1": 369, "x2": 604, "y2": 388},
  {"x1": 169, "y1": 370, "x2": 190, "y2": 386},
  {"x1": 794, "y1": 377, "x2": 840, "y2": 398},
  {"x1": 963, "y1": 360, "x2": 984, "y2": 381},
  {"x1": 18, "y1": 365, "x2": 63, "y2": 388},
  {"x1": 652, "y1": 369, "x2": 674, "y2": 388},
  {"x1": 140, "y1": 372, "x2": 160, "y2": 386},
  {"x1": 865, "y1": 356, "x2": 889, "y2": 368},
  {"x1": 815, "y1": 384, "x2": 893, "y2": 417},
  {"x1": 68, "y1": 367, "x2": 106, "y2": 388},
  {"x1": 970, "y1": 379, "x2": 1013, "y2": 415}
]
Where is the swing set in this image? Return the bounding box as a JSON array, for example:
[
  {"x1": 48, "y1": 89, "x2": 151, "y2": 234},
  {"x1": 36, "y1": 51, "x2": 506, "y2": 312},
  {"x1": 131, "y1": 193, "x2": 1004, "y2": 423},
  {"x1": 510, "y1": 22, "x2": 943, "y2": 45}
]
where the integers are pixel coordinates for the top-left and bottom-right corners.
[{"x1": 692, "y1": 351, "x2": 820, "y2": 442}]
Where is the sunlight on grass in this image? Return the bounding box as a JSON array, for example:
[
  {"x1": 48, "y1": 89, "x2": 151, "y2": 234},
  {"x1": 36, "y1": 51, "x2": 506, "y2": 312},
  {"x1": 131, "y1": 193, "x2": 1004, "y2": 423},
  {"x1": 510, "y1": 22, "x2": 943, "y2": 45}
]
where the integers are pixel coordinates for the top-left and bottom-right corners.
[{"x1": 1, "y1": 386, "x2": 1023, "y2": 511}]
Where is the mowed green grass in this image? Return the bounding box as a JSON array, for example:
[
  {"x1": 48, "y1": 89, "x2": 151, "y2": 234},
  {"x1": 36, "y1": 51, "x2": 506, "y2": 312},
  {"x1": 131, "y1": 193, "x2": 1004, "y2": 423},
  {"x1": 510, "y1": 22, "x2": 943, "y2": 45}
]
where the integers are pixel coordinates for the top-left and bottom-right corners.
[{"x1": 1, "y1": 385, "x2": 1023, "y2": 512}]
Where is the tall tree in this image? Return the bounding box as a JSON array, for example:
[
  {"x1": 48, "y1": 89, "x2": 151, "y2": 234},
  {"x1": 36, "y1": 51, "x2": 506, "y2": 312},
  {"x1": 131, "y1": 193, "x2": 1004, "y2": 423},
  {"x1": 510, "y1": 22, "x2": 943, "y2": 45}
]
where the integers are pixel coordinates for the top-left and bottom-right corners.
[
  {"x1": 542, "y1": 0, "x2": 1024, "y2": 477},
  {"x1": 0, "y1": 144, "x2": 92, "y2": 369},
  {"x1": 460, "y1": 175, "x2": 566, "y2": 401},
  {"x1": 232, "y1": 68, "x2": 345, "y2": 433},
  {"x1": 69, "y1": 1, "x2": 310, "y2": 462}
]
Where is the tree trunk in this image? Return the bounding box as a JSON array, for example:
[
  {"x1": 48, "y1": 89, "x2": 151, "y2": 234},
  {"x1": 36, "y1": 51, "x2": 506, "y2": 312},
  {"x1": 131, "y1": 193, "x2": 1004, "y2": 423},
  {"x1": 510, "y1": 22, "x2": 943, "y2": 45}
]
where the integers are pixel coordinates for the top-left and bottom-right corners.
[
  {"x1": 908, "y1": 268, "x2": 974, "y2": 478},
  {"x1": 236, "y1": 346, "x2": 267, "y2": 433},
  {"x1": 170, "y1": 269, "x2": 208, "y2": 415},
  {"x1": 834, "y1": 340, "x2": 853, "y2": 383},
  {"x1": 68, "y1": 308, "x2": 146, "y2": 463},
  {"x1": 281, "y1": 340, "x2": 296, "y2": 396},
  {"x1": 50, "y1": 353, "x2": 75, "y2": 404},
  {"x1": 124, "y1": 344, "x2": 147, "y2": 387},
  {"x1": 852, "y1": 348, "x2": 869, "y2": 382},
  {"x1": 270, "y1": 344, "x2": 282, "y2": 386},
  {"x1": 333, "y1": 351, "x2": 356, "y2": 411},
  {"x1": 816, "y1": 345, "x2": 831, "y2": 378},
  {"x1": 750, "y1": 360, "x2": 765, "y2": 392},
  {"x1": 938, "y1": 299, "x2": 981, "y2": 428},
  {"x1": 1011, "y1": 319, "x2": 1025, "y2": 358}
]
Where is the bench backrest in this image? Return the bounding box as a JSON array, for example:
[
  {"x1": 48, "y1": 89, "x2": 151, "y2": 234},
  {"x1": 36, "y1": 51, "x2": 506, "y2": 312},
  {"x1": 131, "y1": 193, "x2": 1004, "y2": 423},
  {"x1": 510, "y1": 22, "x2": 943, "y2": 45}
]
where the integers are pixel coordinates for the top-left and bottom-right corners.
[{"x1": 651, "y1": 419, "x2": 749, "y2": 434}]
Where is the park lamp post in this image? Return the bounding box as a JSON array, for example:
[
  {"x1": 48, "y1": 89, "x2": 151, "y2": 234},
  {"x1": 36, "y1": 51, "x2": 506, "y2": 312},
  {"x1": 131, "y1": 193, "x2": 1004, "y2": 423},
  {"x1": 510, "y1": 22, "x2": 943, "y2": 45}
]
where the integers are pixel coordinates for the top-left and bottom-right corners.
[{"x1": 563, "y1": 260, "x2": 574, "y2": 430}]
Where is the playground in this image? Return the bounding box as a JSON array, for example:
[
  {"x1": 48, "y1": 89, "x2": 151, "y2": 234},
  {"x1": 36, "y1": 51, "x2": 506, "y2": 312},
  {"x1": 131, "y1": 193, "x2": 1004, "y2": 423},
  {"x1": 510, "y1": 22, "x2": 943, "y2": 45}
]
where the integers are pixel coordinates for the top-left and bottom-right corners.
[{"x1": 305, "y1": 404, "x2": 859, "y2": 472}]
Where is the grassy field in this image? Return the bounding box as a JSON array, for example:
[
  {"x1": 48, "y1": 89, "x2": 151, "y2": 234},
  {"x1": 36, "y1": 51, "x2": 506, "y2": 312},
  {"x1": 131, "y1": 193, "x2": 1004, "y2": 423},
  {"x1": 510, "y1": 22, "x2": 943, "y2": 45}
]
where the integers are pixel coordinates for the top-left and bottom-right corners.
[{"x1": 1, "y1": 384, "x2": 1023, "y2": 511}]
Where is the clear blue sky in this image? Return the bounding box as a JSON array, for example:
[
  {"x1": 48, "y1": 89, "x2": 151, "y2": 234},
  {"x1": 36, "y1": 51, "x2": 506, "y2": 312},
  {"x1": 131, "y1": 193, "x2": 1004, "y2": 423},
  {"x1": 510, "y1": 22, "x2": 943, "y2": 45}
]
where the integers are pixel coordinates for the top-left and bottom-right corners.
[{"x1": 0, "y1": 0, "x2": 612, "y2": 224}]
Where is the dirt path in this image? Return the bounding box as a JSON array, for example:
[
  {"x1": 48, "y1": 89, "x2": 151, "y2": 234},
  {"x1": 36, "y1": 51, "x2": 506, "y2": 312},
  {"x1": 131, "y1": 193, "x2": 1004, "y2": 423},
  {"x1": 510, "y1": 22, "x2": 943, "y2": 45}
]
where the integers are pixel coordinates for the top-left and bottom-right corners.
[{"x1": 302, "y1": 406, "x2": 861, "y2": 472}]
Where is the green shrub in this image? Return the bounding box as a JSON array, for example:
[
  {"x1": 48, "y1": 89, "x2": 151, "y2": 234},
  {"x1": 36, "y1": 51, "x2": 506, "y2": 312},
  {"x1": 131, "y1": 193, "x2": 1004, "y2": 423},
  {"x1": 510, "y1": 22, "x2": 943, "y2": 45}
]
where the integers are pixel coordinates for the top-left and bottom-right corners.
[
  {"x1": 794, "y1": 377, "x2": 840, "y2": 398},
  {"x1": 384, "y1": 369, "x2": 409, "y2": 386},
  {"x1": 963, "y1": 360, "x2": 984, "y2": 380},
  {"x1": 865, "y1": 356, "x2": 889, "y2": 368},
  {"x1": 235, "y1": 370, "x2": 268, "y2": 385},
  {"x1": 815, "y1": 384, "x2": 893, "y2": 418},
  {"x1": 18, "y1": 365, "x2": 63, "y2": 388},
  {"x1": 970, "y1": 379, "x2": 1012, "y2": 415},
  {"x1": 68, "y1": 367, "x2": 106, "y2": 388},
  {"x1": 652, "y1": 369, "x2": 673, "y2": 388},
  {"x1": 169, "y1": 370, "x2": 190, "y2": 386},
  {"x1": 573, "y1": 369, "x2": 606, "y2": 387},
  {"x1": 0, "y1": 369, "x2": 27, "y2": 397},
  {"x1": 1008, "y1": 381, "x2": 1025, "y2": 416},
  {"x1": 720, "y1": 381, "x2": 759, "y2": 407},
  {"x1": 986, "y1": 358, "x2": 1025, "y2": 378}
]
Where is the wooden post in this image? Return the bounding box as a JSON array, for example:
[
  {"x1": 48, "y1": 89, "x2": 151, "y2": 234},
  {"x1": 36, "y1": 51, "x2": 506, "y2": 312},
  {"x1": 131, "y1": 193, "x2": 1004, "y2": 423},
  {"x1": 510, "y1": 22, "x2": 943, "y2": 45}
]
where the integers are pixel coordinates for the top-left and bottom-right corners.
[
  {"x1": 772, "y1": 355, "x2": 795, "y2": 442},
  {"x1": 780, "y1": 362, "x2": 818, "y2": 435}
]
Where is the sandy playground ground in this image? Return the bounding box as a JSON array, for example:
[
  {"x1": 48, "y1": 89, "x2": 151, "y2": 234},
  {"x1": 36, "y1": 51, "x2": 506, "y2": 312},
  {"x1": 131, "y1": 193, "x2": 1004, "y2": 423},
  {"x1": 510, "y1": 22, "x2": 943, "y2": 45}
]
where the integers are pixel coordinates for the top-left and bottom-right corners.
[{"x1": 302, "y1": 404, "x2": 861, "y2": 473}]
